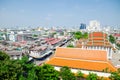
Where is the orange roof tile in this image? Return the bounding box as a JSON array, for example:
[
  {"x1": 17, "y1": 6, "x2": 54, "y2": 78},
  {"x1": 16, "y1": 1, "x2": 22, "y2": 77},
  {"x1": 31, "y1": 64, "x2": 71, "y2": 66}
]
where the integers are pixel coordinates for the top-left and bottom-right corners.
[
  {"x1": 85, "y1": 32, "x2": 112, "y2": 47},
  {"x1": 93, "y1": 41, "x2": 104, "y2": 43},
  {"x1": 93, "y1": 32, "x2": 103, "y2": 37},
  {"x1": 87, "y1": 42, "x2": 92, "y2": 44},
  {"x1": 89, "y1": 32, "x2": 107, "y2": 38},
  {"x1": 93, "y1": 43, "x2": 104, "y2": 46},
  {"x1": 47, "y1": 57, "x2": 116, "y2": 72},
  {"x1": 46, "y1": 48, "x2": 117, "y2": 72},
  {"x1": 55, "y1": 47, "x2": 107, "y2": 61},
  {"x1": 93, "y1": 38, "x2": 104, "y2": 40}
]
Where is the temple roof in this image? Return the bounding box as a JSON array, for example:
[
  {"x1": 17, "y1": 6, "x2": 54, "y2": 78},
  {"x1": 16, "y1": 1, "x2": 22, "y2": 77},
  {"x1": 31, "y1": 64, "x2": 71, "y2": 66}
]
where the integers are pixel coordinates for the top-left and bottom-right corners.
[{"x1": 46, "y1": 47, "x2": 117, "y2": 72}]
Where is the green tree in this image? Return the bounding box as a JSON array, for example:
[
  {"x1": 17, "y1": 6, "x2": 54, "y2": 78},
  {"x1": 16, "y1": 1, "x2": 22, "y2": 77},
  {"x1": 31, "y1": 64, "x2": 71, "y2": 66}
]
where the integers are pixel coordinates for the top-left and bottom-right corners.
[
  {"x1": 17, "y1": 56, "x2": 36, "y2": 79},
  {"x1": 33, "y1": 34, "x2": 38, "y2": 37},
  {"x1": 109, "y1": 35, "x2": 116, "y2": 44},
  {"x1": 83, "y1": 32, "x2": 88, "y2": 39},
  {"x1": 109, "y1": 68, "x2": 120, "y2": 80},
  {"x1": 60, "y1": 66, "x2": 76, "y2": 80},
  {"x1": 0, "y1": 52, "x2": 36, "y2": 80},
  {"x1": 116, "y1": 43, "x2": 120, "y2": 50},
  {"x1": 35, "y1": 64, "x2": 59, "y2": 80},
  {"x1": 27, "y1": 69, "x2": 38, "y2": 80},
  {"x1": 109, "y1": 72, "x2": 120, "y2": 80},
  {"x1": 86, "y1": 73, "x2": 98, "y2": 80},
  {"x1": 74, "y1": 31, "x2": 82, "y2": 40},
  {"x1": 0, "y1": 59, "x2": 22, "y2": 80},
  {"x1": 74, "y1": 31, "x2": 88, "y2": 40},
  {"x1": 0, "y1": 51, "x2": 10, "y2": 61},
  {"x1": 76, "y1": 70, "x2": 84, "y2": 80},
  {"x1": 67, "y1": 44, "x2": 74, "y2": 48},
  {"x1": 19, "y1": 74, "x2": 25, "y2": 80}
]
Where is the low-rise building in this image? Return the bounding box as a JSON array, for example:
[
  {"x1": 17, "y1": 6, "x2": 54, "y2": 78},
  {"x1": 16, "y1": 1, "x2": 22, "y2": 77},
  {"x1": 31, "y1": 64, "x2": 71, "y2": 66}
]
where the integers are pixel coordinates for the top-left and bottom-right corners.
[
  {"x1": 5, "y1": 51, "x2": 23, "y2": 60},
  {"x1": 46, "y1": 47, "x2": 117, "y2": 77}
]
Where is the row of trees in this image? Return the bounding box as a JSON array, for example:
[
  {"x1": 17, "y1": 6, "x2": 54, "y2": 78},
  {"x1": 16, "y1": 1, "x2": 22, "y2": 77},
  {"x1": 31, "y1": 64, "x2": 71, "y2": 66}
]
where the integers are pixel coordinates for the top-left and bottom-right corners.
[
  {"x1": 0, "y1": 51, "x2": 120, "y2": 80},
  {"x1": 0, "y1": 51, "x2": 59, "y2": 80}
]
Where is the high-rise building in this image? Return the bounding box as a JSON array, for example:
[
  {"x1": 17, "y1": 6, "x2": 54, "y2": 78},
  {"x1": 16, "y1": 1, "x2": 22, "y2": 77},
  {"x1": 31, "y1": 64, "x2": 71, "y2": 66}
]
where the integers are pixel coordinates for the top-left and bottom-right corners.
[
  {"x1": 79, "y1": 23, "x2": 86, "y2": 29},
  {"x1": 88, "y1": 20, "x2": 100, "y2": 31}
]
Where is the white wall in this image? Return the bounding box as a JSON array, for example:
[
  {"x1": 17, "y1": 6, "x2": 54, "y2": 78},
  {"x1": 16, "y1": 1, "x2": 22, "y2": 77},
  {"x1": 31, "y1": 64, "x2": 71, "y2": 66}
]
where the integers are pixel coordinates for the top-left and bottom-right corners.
[{"x1": 54, "y1": 66, "x2": 111, "y2": 77}]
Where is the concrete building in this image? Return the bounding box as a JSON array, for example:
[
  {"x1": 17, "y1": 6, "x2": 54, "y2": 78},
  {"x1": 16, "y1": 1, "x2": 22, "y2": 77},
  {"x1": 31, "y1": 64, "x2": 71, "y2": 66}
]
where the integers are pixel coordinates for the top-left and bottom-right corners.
[
  {"x1": 5, "y1": 51, "x2": 23, "y2": 60},
  {"x1": 9, "y1": 31, "x2": 16, "y2": 42},
  {"x1": 80, "y1": 23, "x2": 86, "y2": 30},
  {"x1": 88, "y1": 20, "x2": 100, "y2": 31}
]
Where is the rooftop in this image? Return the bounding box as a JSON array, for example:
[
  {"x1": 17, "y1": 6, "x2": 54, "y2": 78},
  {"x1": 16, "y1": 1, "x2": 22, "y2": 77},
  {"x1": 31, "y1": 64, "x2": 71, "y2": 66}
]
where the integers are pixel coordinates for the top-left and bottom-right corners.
[
  {"x1": 87, "y1": 32, "x2": 111, "y2": 46},
  {"x1": 55, "y1": 47, "x2": 107, "y2": 61},
  {"x1": 47, "y1": 57, "x2": 116, "y2": 72},
  {"x1": 46, "y1": 47, "x2": 117, "y2": 72},
  {"x1": 45, "y1": 38, "x2": 61, "y2": 45},
  {"x1": 114, "y1": 33, "x2": 120, "y2": 37}
]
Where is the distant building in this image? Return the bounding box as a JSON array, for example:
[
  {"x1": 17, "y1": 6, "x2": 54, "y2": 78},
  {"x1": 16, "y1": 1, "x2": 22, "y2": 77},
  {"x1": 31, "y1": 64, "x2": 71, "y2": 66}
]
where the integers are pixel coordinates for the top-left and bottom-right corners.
[
  {"x1": 9, "y1": 31, "x2": 16, "y2": 42},
  {"x1": 88, "y1": 20, "x2": 100, "y2": 31},
  {"x1": 5, "y1": 51, "x2": 23, "y2": 60},
  {"x1": 102, "y1": 26, "x2": 110, "y2": 33},
  {"x1": 114, "y1": 33, "x2": 120, "y2": 44},
  {"x1": 79, "y1": 23, "x2": 86, "y2": 30},
  {"x1": 0, "y1": 32, "x2": 5, "y2": 40},
  {"x1": 114, "y1": 33, "x2": 120, "y2": 40}
]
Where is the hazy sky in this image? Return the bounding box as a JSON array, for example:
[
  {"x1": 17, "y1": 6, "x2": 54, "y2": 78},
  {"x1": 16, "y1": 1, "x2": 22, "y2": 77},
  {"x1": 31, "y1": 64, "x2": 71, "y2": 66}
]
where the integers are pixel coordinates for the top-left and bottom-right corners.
[{"x1": 0, "y1": 0, "x2": 120, "y2": 28}]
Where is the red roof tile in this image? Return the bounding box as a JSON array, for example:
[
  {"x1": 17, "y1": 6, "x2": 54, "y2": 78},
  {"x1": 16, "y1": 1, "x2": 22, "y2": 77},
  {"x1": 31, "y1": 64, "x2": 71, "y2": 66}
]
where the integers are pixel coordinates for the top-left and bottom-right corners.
[{"x1": 114, "y1": 33, "x2": 120, "y2": 37}]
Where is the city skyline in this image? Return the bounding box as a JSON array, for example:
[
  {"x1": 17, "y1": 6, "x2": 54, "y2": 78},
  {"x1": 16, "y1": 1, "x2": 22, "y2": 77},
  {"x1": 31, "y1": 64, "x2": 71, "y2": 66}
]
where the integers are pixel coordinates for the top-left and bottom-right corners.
[{"x1": 0, "y1": 0, "x2": 120, "y2": 28}]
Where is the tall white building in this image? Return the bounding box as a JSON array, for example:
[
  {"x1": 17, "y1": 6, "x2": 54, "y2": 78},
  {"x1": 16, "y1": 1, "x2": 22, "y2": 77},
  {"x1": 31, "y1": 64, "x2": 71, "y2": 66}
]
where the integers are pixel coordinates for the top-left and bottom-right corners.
[{"x1": 88, "y1": 20, "x2": 101, "y2": 31}]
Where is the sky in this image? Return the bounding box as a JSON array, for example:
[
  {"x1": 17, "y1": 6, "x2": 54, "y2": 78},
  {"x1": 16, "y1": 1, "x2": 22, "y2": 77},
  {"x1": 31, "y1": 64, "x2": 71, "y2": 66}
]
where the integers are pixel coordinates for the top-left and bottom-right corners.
[{"x1": 0, "y1": 0, "x2": 120, "y2": 28}]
